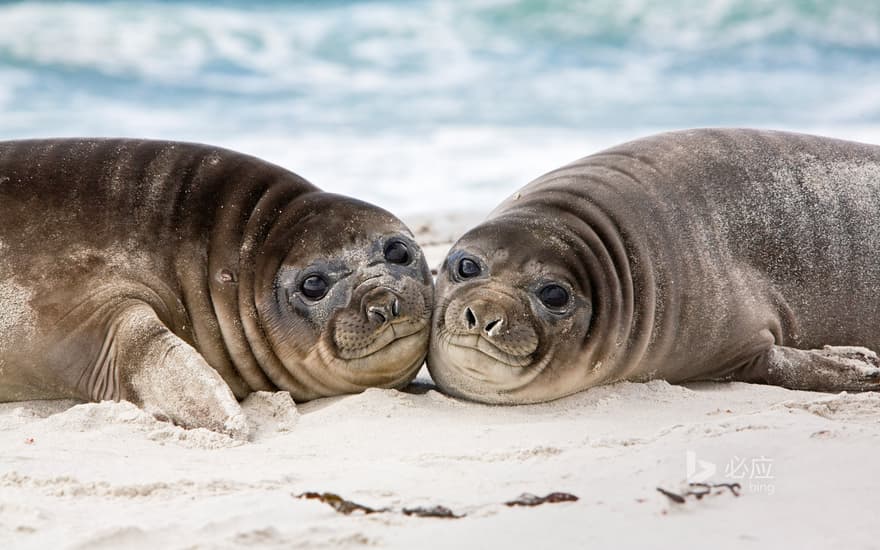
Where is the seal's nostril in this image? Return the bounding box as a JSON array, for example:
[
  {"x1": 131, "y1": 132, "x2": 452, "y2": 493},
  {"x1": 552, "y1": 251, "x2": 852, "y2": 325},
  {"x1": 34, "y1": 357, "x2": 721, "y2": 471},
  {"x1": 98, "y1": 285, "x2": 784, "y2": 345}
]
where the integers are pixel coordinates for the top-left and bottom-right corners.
[
  {"x1": 484, "y1": 318, "x2": 502, "y2": 336},
  {"x1": 464, "y1": 307, "x2": 477, "y2": 329}
]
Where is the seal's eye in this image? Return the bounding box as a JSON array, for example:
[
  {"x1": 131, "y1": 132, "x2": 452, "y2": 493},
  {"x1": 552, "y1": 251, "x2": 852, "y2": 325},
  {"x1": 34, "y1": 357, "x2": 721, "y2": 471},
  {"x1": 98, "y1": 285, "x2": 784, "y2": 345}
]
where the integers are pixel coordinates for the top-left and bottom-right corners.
[
  {"x1": 301, "y1": 275, "x2": 329, "y2": 300},
  {"x1": 457, "y1": 258, "x2": 481, "y2": 279},
  {"x1": 384, "y1": 241, "x2": 410, "y2": 264},
  {"x1": 538, "y1": 284, "x2": 569, "y2": 309}
]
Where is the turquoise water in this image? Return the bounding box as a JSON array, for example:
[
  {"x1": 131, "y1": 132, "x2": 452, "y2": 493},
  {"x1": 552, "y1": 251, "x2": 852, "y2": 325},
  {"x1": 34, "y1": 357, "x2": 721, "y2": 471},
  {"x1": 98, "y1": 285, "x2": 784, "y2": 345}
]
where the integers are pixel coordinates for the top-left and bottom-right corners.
[{"x1": 2, "y1": 0, "x2": 879, "y2": 213}]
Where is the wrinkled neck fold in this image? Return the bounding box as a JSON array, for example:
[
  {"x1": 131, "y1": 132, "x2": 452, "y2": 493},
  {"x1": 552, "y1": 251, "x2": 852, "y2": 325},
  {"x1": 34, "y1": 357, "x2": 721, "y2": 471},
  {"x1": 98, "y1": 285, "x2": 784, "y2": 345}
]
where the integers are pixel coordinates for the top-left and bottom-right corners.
[{"x1": 207, "y1": 177, "x2": 319, "y2": 398}]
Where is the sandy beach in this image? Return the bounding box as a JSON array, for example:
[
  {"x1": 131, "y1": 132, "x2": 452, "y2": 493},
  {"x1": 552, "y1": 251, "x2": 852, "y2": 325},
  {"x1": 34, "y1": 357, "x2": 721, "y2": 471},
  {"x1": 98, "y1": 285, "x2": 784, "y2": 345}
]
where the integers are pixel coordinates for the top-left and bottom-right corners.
[
  {"x1": 3, "y1": 377, "x2": 879, "y2": 548},
  {"x1": 3, "y1": 1, "x2": 880, "y2": 547},
  {"x1": 2, "y1": 232, "x2": 879, "y2": 549}
]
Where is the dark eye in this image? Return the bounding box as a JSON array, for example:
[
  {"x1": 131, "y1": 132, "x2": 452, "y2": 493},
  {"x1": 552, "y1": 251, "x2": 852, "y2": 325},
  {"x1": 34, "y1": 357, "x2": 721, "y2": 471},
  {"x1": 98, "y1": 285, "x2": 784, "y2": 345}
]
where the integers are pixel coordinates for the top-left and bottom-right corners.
[
  {"x1": 384, "y1": 241, "x2": 410, "y2": 264},
  {"x1": 538, "y1": 284, "x2": 569, "y2": 309},
  {"x1": 457, "y1": 258, "x2": 481, "y2": 279},
  {"x1": 301, "y1": 275, "x2": 329, "y2": 300}
]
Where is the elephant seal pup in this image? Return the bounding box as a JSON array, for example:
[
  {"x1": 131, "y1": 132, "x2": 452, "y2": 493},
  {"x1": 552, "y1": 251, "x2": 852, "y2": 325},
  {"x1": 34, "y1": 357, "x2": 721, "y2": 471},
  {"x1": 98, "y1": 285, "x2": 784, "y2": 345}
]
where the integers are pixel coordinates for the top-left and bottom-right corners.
[
  {"x1": 0, "y1": 139, "x2": 433, "y2": 436},
  {"x1": 429, "y1": 128, "x2": 880, "y2": 404}
]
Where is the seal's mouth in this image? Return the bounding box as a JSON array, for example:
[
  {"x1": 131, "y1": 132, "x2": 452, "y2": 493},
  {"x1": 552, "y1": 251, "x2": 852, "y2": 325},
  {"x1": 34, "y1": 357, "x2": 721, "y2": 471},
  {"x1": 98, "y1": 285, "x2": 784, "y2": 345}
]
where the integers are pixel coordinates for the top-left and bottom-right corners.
[
  {"x1": 334, "y1": 320, "x2": 428, "y2": 361},
  {"x1": 309, "y1": 321, "x2": 428, "y2": 396},
  {"x1": 441, "y1": 332, "x2": 534, "y2": 368}
]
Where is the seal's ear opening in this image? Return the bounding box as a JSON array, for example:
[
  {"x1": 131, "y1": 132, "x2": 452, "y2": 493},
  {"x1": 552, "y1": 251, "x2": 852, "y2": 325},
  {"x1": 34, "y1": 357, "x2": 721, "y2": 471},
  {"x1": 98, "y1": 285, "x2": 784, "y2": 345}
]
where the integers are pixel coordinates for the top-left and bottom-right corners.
[{"x1": 216, "y1": 268, "x2": 237, "y2": 284}]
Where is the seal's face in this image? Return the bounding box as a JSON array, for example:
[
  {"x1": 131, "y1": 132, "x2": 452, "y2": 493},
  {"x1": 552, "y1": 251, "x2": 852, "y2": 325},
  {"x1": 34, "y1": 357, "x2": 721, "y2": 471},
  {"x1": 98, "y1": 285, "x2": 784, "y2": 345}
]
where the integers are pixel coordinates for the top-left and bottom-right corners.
[
  {"x1": 428, "y1": 221, "x2": 593, "y2": 403},
  {"x1": 257, "y1": 196, "x2": 433, "y2": 400}
]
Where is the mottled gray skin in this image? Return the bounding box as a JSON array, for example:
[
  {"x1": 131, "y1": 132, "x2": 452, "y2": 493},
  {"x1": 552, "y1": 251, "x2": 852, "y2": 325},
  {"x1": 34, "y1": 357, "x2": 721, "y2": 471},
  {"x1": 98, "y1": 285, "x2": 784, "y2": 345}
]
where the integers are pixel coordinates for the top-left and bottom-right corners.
[
  {"x1": 0, "y1": 139, "x2": 433, "y2": 436},
  {"x1": 429, "y1": 129, "x2": 880, "y2": 404}
]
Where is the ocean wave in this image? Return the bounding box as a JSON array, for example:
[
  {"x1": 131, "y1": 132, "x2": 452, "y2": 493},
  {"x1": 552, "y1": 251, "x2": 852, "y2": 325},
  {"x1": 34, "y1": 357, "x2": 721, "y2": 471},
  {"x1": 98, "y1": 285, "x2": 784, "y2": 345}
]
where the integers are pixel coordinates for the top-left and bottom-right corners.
[
  {"x1": 1, "y1": 0, "x2": 879, "y2": 213},
  {"x1": 1, "y1": 1, "x2": 878, "y2": 115}
]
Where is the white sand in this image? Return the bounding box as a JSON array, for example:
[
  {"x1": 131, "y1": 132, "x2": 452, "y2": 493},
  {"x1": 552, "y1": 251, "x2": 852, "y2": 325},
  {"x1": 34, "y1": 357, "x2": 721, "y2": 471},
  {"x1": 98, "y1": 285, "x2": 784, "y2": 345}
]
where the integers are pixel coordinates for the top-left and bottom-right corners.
[
  {"x1": 2, "y1": 228, "x2": 879, "y2": 549},
  {"x1": 3, "y1": 382, "x2": 878, "y2": 549}
]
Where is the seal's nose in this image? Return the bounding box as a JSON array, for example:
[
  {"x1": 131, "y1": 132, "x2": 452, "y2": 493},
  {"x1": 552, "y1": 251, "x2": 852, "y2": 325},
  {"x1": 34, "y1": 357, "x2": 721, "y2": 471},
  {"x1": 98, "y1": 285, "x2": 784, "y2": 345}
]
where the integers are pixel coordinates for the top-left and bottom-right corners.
[
  {"x1": 365, "y1": 289, "x2": 401, "y2": 326},
  {"x1": 462, "y1": 304, "x2": 505, "y2": 338}
]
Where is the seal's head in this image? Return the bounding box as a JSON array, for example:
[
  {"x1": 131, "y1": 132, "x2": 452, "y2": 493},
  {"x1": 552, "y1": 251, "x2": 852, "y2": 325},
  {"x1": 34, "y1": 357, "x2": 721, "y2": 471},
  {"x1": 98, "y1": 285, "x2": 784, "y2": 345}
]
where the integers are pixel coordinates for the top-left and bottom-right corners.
[
  {"x1": 428, "y1": 216, "x2": 595, "y2": 403},
  {"x1": 253, "y1": 192, "x2": 433, "y2": 400}
]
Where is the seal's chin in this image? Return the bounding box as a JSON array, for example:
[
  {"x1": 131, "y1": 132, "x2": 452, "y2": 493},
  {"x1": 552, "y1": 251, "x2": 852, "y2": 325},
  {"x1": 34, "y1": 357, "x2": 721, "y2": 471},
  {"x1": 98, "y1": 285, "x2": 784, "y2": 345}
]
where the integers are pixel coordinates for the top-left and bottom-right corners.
[
  {"x1": 442, "y1": 333, "x2": 534, "y2": 368},
  {"x1": 334, "y1": 320, "x2": 427, "y2": 361},
  {"x1": 315, "y1": 324, "x2": 429, "y2": 390},
  {"x1": 428, "y1": 330, "x2": 553, "y2": 403}
]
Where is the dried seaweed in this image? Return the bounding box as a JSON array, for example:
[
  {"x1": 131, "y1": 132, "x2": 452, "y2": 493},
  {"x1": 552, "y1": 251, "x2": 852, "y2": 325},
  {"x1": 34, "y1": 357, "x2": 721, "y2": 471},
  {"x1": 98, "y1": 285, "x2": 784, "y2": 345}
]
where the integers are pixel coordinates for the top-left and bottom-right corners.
[
  {"x1": 655, "y1": 487, "x2": 686, "y2": 504},
  {"x1": 402, "y1": 505, "x2": 462, "y2": 519},
  {"x1": 505, "y1": 492, "x2": 579, "y2": 507},
  {"x1": 296, "y1": 492, "x2": 386, "y2": 515},
  {"x1": 690, "y1": 482, "x2": 741, "y2": 498},
  {"x1": 297, "y1": 489, "x2": 580, "y2": 519},
  {"x1": 656, "y1": 482, "x2": 742, "y2": 504}
]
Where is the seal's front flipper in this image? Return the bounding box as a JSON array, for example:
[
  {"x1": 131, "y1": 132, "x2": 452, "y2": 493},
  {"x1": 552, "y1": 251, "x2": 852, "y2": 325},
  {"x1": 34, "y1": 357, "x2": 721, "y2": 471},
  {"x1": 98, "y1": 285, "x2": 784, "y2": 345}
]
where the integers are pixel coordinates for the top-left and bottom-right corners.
[
  {"x1": 91, "y1": 302, "x2": 248, "y2": 439},
  {"x1": 737, "y1": 345, "x2": 880, "y2": 392}
]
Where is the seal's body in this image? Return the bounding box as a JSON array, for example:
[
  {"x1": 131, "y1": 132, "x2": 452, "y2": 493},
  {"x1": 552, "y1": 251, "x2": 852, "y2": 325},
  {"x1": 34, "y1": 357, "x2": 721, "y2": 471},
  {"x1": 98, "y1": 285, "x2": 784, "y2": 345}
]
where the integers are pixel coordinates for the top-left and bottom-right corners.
[
  {"x1": 429, "y1": 129, "x2": 880, "y2": 403},
  {"x1": 0, "y1": 139, "x2": 433, "y2": 435}
]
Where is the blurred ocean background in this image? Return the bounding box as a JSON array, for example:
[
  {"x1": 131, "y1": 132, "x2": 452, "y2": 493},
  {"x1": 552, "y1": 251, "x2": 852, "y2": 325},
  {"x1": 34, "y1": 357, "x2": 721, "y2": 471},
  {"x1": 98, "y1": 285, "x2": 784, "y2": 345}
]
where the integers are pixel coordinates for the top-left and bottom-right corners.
[{"x1": 1, "y1": 0, "x2": 879, "y2": 216}]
